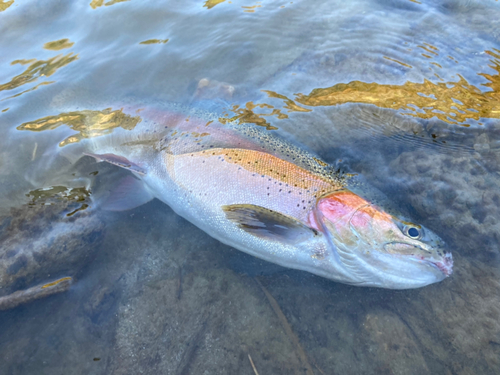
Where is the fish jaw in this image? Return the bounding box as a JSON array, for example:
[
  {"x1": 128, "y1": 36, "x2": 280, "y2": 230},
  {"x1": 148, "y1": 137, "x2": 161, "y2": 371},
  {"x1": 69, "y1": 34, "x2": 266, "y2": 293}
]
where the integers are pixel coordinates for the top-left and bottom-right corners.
[
  {"x1": 425, "y1": 251, "x2": 453, "y2": 277},
  {"x1": 355, "y1": 250, "x2": 449, "y2": 289},
  {"x1": 438, "y1": 252, "x2": 454, "y2": 276}
]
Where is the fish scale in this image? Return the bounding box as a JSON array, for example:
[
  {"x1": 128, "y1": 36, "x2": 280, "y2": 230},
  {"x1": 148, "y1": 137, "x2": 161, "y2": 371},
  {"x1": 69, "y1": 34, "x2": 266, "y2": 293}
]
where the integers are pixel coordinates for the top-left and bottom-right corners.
[{"x1": 168, "y1": 147, "x2": 339, "y2": 223}]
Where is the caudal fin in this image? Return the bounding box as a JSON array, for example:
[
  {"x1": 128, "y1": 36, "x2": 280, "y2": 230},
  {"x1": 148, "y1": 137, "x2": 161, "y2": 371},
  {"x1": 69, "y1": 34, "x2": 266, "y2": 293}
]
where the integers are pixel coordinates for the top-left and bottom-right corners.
[{"x1": 25, "y1": 142, "x2": 89, "y2": 189}]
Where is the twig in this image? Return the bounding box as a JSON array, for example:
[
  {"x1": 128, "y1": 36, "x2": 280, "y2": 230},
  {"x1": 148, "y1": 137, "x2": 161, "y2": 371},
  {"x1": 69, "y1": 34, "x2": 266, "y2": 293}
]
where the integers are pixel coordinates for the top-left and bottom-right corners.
[
  {"x1": 32, "y1": 142, "x2": 38, "y2": 161},
  {"x1": 255, "y1": 277, "x2": 314, "y2": 375},
  {"x1": 178, "y1": 317, "x2": 209, "y2": 375},
  {"x1": 0, "y1": 276, "x2": 72, "y2": 310},
  {"x1": 248, "y1": 354, "x2": 260, "y2": 375},
  {"x1": 313, "y1": 361, "x2": 326, "y2": 375}
]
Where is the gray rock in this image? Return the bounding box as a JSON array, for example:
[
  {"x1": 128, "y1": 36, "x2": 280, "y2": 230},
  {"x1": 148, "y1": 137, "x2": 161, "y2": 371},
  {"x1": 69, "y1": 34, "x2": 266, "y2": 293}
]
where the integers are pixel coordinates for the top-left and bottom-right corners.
[{"x1": 0, "y1": 198, "x2": 105, "y2": 308}]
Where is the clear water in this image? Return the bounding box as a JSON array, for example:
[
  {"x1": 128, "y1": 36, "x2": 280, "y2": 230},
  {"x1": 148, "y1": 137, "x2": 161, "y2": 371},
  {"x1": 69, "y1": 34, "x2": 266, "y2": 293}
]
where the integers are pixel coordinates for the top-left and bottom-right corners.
[{"x1": 1, "y1": 0, "x2": 500, "y2": 374}]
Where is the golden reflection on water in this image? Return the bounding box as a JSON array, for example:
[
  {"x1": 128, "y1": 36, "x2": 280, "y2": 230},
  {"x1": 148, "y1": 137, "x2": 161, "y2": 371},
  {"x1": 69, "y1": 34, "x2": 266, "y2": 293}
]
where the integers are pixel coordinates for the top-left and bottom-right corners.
[
  {"x1": 296, "y1": 49, "x2": 500, "y2": 125},
  {"x1": 204, "y1": 0, "x2": 226, "y2": 9},
  {"x1": 90, "y1": 0, "x2": 130, "y2": 9},
  {"x1": 263, "y1": 90, "x2": 311, "y2": 113},
  {"x1": 204, "y1": 0, "x2": 263, "y2": 11},
  {"x1": 2, "y1": 81, "x2": 55, "y2": 101},
  {"x1": 0, "y1": 0, "x2": 13, "y2": 12},
  {"x1": 220, "y1": 102, "x2": 282, "y2": 130},
  {"x1": 17, "y1": 108, "x2": 142, "y2": 147},
  {"x1": 27, "y1": 186, "x2": 89, "y2": 205},
  {"x1": 140, "y1": 39, "x2": 169, "y2": 45},
  {"x1": 26, "y1": 186, "x2": 90, "y2": 215},
  {"x1": 383, "y1": 56, "x2": 413, "y2": 69},
  {"x1": 43, "y1": 39, "x2": 75, "y2": 51},
  {"x1": 41, "y1": 277, "x2": 73, "y2": 289},
  {"x1": 0, "y1": 54, "x2": 78, "y2": 93},
  {"x1": 228, "y1": 49, "x2": 499, "y2": 127},
  {"x1": 219, "y1": 91, "x2": 311, "y2": 129},
  {"x1": 242, "y1": 3, "x2": 261, "y2": 13}
]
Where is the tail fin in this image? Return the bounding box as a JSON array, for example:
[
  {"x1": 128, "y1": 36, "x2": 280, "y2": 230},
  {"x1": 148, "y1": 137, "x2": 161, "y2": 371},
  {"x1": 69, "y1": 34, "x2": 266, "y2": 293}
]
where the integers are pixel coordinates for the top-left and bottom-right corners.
[{"x1": 25, "y1": 141, "x2": 90, "y2": 191}]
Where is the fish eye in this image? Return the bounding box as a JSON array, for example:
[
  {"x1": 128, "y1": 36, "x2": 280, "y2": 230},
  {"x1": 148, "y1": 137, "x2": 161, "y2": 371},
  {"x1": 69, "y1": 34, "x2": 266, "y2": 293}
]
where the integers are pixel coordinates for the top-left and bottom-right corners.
[{"x1": 404, "y1": 225, "x2": 422, "y2": 240}]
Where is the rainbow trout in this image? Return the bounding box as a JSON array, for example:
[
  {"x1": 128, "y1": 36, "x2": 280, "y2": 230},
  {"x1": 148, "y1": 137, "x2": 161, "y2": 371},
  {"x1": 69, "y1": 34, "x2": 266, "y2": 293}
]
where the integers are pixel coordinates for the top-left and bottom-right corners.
[{"x1": 66, "y1": 106, "x2": 452, "y2": 289}]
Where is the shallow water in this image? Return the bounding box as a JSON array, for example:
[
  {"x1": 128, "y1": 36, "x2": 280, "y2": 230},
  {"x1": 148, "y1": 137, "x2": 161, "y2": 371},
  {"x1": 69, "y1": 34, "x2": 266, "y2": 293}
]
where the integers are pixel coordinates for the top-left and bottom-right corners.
[{"x1": 1, "y1": 0, "x2": 500, "y2": 374}]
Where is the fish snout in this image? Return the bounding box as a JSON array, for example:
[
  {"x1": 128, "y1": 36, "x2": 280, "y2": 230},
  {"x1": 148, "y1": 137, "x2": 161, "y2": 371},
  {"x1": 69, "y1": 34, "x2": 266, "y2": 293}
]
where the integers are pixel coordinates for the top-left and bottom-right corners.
[
  {"x1": 383, "y1": 242, "x2": 453, "y2": 278},
  {"x1": 432, "y1": 251, "x2": 453, "y2": 277}
]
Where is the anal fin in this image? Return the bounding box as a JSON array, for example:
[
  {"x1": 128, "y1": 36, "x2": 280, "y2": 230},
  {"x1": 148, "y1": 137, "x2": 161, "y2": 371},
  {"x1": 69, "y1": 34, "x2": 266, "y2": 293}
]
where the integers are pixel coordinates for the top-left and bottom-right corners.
[
  {"x1": 222, "y1": 204, "x2": 318, "y2": 245},
  {"x1": 102, "y1": 175, "x2": 154, "y2": 211}
]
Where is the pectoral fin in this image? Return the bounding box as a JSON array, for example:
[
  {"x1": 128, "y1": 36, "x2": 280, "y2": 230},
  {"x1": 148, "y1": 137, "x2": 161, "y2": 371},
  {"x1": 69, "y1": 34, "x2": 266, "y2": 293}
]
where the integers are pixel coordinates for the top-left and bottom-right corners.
[
  {"x1": 84, "y1": 152, "x2": 147, "y2": 175},
  {"x1": 222, "y1": 204, "x2": 318, "y2": 244}
]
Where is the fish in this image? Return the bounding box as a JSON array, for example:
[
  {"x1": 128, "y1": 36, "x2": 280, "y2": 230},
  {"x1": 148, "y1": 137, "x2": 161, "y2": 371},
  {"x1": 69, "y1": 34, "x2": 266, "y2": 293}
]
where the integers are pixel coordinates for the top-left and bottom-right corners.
[{"x1": 56, "y1": 104, "x2": 452, "y2": 289}]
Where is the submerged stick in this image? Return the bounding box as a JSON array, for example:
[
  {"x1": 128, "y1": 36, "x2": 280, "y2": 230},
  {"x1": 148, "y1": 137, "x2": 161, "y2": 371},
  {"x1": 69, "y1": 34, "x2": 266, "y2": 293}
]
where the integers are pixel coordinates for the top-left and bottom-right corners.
[
  {"x1": 254, "y1": 277, "x2": 314, "y2": 375},
  {"x1": 312, "y1": 360, "x2": 326, "y2": 375},
  {"x1": 0, "y1": 277, "x2": 72, "y2": 310},
  {"x1": 177, "y1": 316, "x2": 209, "y2": 375},
  {"x1": 177, "y1": 265, "x2": 183, "y2": 300},
  {"x1": 32, "y1": 142, "x2": 38, "y2": 161},
  {"x1": 248, "y1": 354, "x2": 260, "y2": 375}
]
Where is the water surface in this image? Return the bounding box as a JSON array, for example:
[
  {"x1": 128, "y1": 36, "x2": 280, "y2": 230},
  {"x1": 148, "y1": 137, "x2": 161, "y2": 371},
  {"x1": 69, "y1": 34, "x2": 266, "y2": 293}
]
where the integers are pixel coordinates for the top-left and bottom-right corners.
[{"x1": 1, "y1": 1, "x2": 499, "y2": 374}]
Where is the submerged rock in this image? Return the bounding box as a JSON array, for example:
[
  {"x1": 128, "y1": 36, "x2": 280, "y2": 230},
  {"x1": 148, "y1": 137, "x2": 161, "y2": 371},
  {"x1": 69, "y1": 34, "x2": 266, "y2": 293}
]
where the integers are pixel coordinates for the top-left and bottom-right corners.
[{"x1": 0, "y1": 198, "x2": 105, "y2": 309}]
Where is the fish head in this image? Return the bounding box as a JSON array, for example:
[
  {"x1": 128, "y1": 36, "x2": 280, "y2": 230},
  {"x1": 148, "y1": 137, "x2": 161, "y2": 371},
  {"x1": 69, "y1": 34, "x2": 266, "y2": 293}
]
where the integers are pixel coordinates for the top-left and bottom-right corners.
[{"x1": 310, "y1": 190, "x2": 452, "y2": 289}]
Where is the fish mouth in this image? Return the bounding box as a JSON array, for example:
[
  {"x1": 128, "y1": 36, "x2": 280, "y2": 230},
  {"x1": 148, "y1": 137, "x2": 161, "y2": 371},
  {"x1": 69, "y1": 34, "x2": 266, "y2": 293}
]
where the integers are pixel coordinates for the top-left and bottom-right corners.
[
  {"x1": 426, "y1": 252, "x2": 453, "y2": 277},
  {"x1": 383, "y1": 242, "x2": 453, "y2": 277}
]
